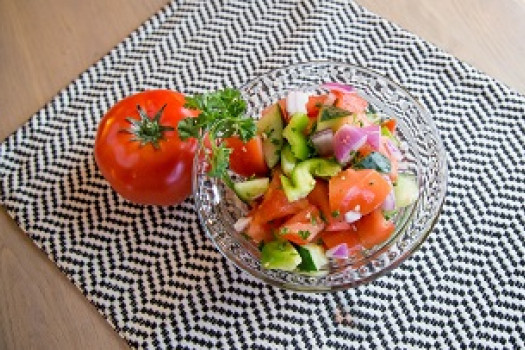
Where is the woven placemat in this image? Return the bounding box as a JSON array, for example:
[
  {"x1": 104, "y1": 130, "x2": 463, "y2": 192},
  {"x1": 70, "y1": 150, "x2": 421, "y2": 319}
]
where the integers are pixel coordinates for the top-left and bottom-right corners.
[{"x1": 1, "y1": 0, "x2": 524, "y2": 348}]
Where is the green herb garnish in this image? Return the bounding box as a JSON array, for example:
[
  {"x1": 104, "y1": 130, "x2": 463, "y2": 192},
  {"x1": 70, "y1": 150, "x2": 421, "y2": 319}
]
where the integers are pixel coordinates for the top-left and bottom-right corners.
[{"x1": 178, "y1": 88, "x2": 256, "y2": 189}]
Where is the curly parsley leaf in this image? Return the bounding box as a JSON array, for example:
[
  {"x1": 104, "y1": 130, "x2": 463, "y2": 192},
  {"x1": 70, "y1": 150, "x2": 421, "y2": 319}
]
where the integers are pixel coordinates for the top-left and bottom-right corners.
[{"x1": 178, "y1": 88, "x2": 256, "y2": 188}]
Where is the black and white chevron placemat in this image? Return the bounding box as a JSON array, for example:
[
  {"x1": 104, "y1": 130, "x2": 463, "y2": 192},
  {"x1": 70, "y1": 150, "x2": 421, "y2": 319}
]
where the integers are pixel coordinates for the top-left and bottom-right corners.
[{"x1": 1, "y1": 0, "x2": 524, "y2": 348}]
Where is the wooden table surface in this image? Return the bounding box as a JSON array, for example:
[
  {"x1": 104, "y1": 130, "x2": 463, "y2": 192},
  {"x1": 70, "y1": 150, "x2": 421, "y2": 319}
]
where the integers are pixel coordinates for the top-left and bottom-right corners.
[{"x1": 1, "y1": 1, "x2": 524, "y2": 348}]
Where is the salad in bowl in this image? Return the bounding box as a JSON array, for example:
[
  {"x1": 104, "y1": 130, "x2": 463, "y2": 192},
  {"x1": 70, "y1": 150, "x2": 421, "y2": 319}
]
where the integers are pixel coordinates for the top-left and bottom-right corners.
[{"x1": 186, "y1": 62, "x2": 447, "y2": 291}]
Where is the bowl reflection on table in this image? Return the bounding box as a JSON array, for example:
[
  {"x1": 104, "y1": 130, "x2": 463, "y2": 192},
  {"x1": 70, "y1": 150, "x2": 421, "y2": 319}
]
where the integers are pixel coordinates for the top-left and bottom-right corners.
[{"x1": 192, "y1": 61, "x2": 447, "y2": 292}]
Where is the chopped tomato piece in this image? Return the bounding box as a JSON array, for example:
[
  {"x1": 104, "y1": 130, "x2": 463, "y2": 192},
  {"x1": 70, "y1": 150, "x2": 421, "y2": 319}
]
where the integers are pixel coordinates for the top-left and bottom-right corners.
[
  {"x1": 245, "y1": 217, "x2": 275, "y2": 243},
  {"x1": 306, "y1": 94, "x2": 328, "y2": 118},
  {"x1": 354, "y1": 209, "x2": 395, "y2": 249},
  {"x1": 325, "y1": 219, "x2": 353, "y2": 232},
  {"x1": 381, "y1": 118, "x2": 397, "y2": 133},
  {"x1": 321, "y1": 229, "x2": 361, "y2": 251},
  {"x1": 307, "y1": 179, "x2": 351, "y2": 231},
  {"x1": 278, "y1": 98, "x2": 289, "y2": 122},
  {"x1": 224, "y1": 136, "x2": 269, "y2": 177},
  {"x1": 329, "y1": 168, "x2": 391, "y2": 216},
  {"x1": 357, "y1": 143, "x2": 375, "y2": 158},
  {"x1": 255, "y1": 170, "x2": 310, "y2": 223},
  {"x1": 278, "y1": 204, "x2": 325, "y2": 245},
  {"x1": 333, "y1": 90, "x2": 368, "y2": 114}
]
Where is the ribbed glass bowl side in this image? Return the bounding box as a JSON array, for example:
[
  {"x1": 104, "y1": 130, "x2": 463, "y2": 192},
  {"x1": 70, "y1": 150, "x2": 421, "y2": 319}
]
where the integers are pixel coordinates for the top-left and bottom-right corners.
[{"x1": 193, "y1": 62, "x2": 447, "y2": 292}]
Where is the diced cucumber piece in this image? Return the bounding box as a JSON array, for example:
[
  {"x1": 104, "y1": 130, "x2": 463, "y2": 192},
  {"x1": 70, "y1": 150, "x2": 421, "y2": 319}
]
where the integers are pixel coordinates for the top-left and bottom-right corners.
[
  {"x1": 261, "y1": 240, "x2": 302, "y2": 271},
  {"x1": 233, "y1": 178, "x2": 270, "y2": 202},
  {"x1": 317, "y1": 105, "x2": 351, "y2": 131},
  {"x1": 394, "y1": 174, "x2": 419, "y2": 208},
  {"x1": 282, "y1": 113, "x2": 310, "y2": 161},
  {"x1": 281, "y1": 158, "x2": 341, "y2": 202},
  {"x1": 354, "y1": 151, "x2": 391, "y2": 173},
  {"x1": 280, "y1": 144, "x2": 297, "y2": 177},
  {"x1": 297, "y1": 243, "x2": 328, "y2": 272},
  {"x1": 256, "y1": 103, "x2": 284, "y2": 168}
]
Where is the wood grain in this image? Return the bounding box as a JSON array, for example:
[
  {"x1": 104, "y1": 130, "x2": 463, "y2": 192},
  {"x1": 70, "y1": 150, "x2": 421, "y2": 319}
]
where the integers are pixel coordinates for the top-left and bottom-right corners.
[{"x1": 0, "y1": 1, "x2": 524, "y2": 349}]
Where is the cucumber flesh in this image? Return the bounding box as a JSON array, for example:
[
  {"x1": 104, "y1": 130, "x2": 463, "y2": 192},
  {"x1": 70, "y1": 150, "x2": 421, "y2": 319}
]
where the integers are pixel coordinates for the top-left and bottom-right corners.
[
  {"x1": 317, "y1": 105, "x2": 351, "y2": 131},
  {"x1": 261, "y1": 240, "x2": 302, "y2": 271},
  {"x1": 233, "y1": 178, "x2": 270, "y2": 202},
  {"x1": 256, "y1": 103, "x2": 284, "y2": 168},
  {"x1": 280, "y1": 144, "x2": 297, "y2": 177},
  {"x1": 394, "y1": 174, "x2": 419, "y2": 208},
  {"x1": 297, "y1": 243, "x2": 328, "y2": 272},
  {"x1": 282, "y1": 113, "x2": 310, "y2": 161}
]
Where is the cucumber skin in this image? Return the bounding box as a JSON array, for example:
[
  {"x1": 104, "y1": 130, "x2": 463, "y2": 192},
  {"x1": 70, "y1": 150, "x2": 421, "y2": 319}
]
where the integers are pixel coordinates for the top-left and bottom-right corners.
[
  {"x1": 281, "y1": 158, "x2": 341, "y2": 202},
  {"x1": 281, "y1": 144, "x2": 297, "y2": 177},
  {"x1": 283, "y1": 113, "x2": 310, "y2": 161},
  {"x1": 297, "y1": 244, "x2": 328, "y2": 272},
  {"x1": 233, "y1": 178, "x2": 270, "y2": 202}
]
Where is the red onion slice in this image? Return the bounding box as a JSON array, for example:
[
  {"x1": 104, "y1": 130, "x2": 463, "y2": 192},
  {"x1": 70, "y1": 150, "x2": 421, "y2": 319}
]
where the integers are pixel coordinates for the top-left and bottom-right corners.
[
  {"x1": 311, "y1": 128, "x2": 335, "y2": 156},
  {"x1": 381, "y1": 175, "x2": 395, "y2": 211},
  {"x1": 321, "y1": 82, "x2": 355, "y2": 93},
  {"x1": 344, "y1": 210, "x2": 362, "y2": 223},
  {"x1": 381, "y1": 190, "x2": 396, "y2": 211},
  {"x1": 234, "y1": 217, "x2": 252, "y2": 232},
  {"x1": 333, "y1": 125, "x2": 367, "y2": 165},
  {"x1": 362, "y1": 125, "x2": 381, "y2": 150},
  {"x1": 326, "y1": 243, "x2": 349, "y2": 259},
  {"x1": 385, "y1": 138, "x2": 403, "y2": 161}
]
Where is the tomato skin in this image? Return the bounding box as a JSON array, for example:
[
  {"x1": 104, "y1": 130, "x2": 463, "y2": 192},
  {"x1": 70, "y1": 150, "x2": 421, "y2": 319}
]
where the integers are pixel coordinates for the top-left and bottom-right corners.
[
  {"x1": 354, "y1": 209, "x2": 395, "y2": 249},
  {"x1": 255, "y1": 170, "x2": 310, "y2": 223},
  {"x1": 224, "y1": 136, "x2": 269, "y2": 177},
  {"x1": 306, "y1": 94, "x2": 328, "y2": 118},
  {"x1": 329, "y1": 168, "x2": 391, "y2": 216},
  {"x1": 321, "y1": 228, "x2": 361, "y2": 250},
  {"x1": 94, "y1": 90, "x2": 198, "y2": 206},
  {"x1": 333, "y1": 90, "x2": 368, "y2": 113},
  {"x1": 278, "y1": 204, "x2": 325, "y2": 245}
]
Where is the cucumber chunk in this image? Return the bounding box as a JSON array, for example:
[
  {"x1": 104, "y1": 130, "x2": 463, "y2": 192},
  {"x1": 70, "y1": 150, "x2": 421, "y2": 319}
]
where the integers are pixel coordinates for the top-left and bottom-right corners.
[
  {"x1": 280, "y1": 144, "x2": 297, "y2": 177},
  {"x1": 261, "y1": 240, "x2": 302, "y2": 271},
  {"x1": 281, "y1": 158, "x2": 341, "y2": 202},
  {"x1": 317, "y1": 105, "x2": 351, "y2": 131},
  {"x1": 394, "y1": 174, "x2": 419, "y2": 208},
  {"x1": 233, "y1": 178, "x2": 270, "y2": 202},
  {"x1": 297, "y1": 243, "x2": 328, "y2": 272},
  {"x1": 282, "y1": 113, "x2": 310, "y2": 161},
  {"x1": 256, "y1": 103, "x2": 284, "y2": 168},
  {"x1": 354, "y1": 151, "x2": 391, "y2": 173}
]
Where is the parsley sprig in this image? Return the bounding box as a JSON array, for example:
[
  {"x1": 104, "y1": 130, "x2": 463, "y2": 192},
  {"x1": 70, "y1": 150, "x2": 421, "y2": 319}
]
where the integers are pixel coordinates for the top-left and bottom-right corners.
[{"x1": 178, "y1": 88, "x2": 256, "y2": 188}]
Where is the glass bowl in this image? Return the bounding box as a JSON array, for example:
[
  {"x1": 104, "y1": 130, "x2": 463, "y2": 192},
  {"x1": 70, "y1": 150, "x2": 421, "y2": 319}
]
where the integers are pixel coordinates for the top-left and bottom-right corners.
[{"x1": 192, "y1": 61, "x2": 447, "y2": 292}]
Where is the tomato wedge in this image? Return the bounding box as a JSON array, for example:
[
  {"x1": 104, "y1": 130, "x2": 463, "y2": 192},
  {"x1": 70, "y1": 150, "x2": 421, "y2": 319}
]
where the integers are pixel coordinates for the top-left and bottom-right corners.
[
  {"x1": 306, "y1": 94, "x2": 328, "y2": 118},
  {"x1": 321, "y1": 229, "x2": 361, "y2": 250},
  {"x1": 333, "y1": 90, "x2": 368, "y2": 113},
  {"x1": 354, "y1": 208, "x2": 395, "y2": 249},
  {"x1": 307, "y1": 180, "x2": 352, "y2": 231},
  {"x1": 381, "y1": 118, "x2": 397, "y2": 133},
  {"x1": 224, "y1": 135, "x2": 269, "y2": 177},
  {"x1": 278, "y1": 204, "x2": 325, "y2": 245},
  {"x1": 329, "y1": 168, "x2": 391, "y2": 216}
]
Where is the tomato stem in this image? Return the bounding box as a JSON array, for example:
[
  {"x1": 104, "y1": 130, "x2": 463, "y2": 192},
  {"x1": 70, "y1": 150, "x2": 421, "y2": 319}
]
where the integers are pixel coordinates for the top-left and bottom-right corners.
[{"x1": 121, "y1": 104, "x2": 174, "y2": 149}]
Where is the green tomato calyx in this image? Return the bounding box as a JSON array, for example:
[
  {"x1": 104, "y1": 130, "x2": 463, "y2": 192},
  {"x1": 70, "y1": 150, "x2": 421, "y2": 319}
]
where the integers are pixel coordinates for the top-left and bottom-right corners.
[{"x1": 122, "y1": 104, "x2": 174, "y2": 149}]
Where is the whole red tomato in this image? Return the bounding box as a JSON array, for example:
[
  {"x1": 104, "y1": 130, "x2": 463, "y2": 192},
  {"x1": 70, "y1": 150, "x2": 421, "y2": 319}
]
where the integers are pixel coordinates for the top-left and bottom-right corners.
[{"x1": 94, "y1": 90, "x2": 198, "y2": 205}]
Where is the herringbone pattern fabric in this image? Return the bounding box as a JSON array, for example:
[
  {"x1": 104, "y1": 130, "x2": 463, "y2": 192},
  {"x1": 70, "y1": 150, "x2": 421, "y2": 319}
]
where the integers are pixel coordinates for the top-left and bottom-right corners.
[{"x1": 1, "y1": 1, "x2": 524, "y2": 348}]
